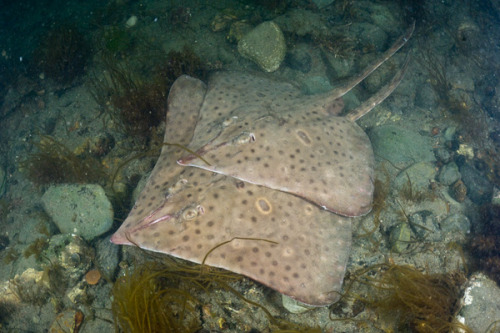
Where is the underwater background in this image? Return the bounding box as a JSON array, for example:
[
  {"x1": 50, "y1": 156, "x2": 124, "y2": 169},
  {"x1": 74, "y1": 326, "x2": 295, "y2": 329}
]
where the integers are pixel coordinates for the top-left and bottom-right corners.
[{"x1": 0, "y1": 0, "x2": 500, "y2": 332}]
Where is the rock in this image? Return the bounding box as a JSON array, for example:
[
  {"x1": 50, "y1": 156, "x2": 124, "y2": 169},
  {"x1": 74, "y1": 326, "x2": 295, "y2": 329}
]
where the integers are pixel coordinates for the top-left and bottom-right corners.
[
  {"x1": 301, "y1": 75, "x2": 333, "y2": 94},
  {"x1": 408, "y1": 211, "x2": 441, "y2": 241},
  {"x1": 450, "y1": 179, "x2": 467, "y2": 202},
  {"x1": 66, "y1": 282, "x2": 87, "y2": 304},
  {"x1": 459, "y1": 163, "x2": 493, "y2": 204},
  {"x1": 491, "y1": 0, "x2": 500, "y2": 17},
  {"x1": 394, "y1": 161, "x2": 437, "y2": 194},
  {"x1": 349, "y1": 23, "x2": 388, "y2": 53},
  {"x1": 42, "y1": 184, "x2": 114, "y2": 241},
  {"x1": 227, "y1": 21, "x2": 252, "y2": 43},
  {"x1": 0, "y1": 279, "x2": 21, "y2": 308},
  {"x1": 368, "y1": 3, "x2": 399, "y2": 34},
  {"x1": 369, "y1": 124, "x2": 435, "y2": 169},
  {"x1": 0, "y1": 163, "x2": 5, "y2": 198},
  {"x1": 282, "y1": 294, "x2": 315, "y2": 313},
  {"x1": 238, "y1": 21, "x2": 286, "y2": 72},
  {"x1": 440, "y1": 213, "x2": 470, "y2": 236},
  {"x1": 274, "y1": 9, "x2": 327, "y2": 37},
  {"x1": 125, "y1": 15, "x2": 138, "y2": 28},
  {"x1": 459, "y1": 273, "x2": 500, "y2": 332},
  {"x1": 456, "y1": 143, "x2": 474, "y2": 159},
  {"x1": 211, "y1": 10, "x2": 238, "y2": 32},
  {"x1": 1, "y1": 87, "x2": 24, "y2": 118},
  {"x1": 434, "y1": 147, "x2": 452, "y2": 164},
  {"x1": 443, "y1": 126, "x2": 457, "y2": 141},
  {"x1": 88, "y1": 132, "x2": 115, "y2": 158},
  {"x1": 311, "y1": 0, "x2": 334, "y2": 9},
  {"x1": 455, "y1": 21, "x2": 481, "y2": 51},
  {"x1": 95, "y1": 235, "x2": 120, "y2": 280},
  {"x1": 492, "y1": 188, "x2": 500, "y2": 206},
  {"x1": 415, "y1": 84, "x2": 438, "y2": 109},
  {"x1": 438, "y1": 162, "x2": 461, "y2": 186},
  {"x1": 10, "y1": 268, "x2": 49, "y2": 304},
  {"x1": 286, "y1": 44, "x2": 312, "y2": 73},
  {"x1": 49, "y1": 309, "x2": 84, "y2": 333},
  {"x1": 44, "y1": 234, "x2": 94, "y2": 285},
  {"x1": 389, "y1": 223, "x2": 411, "y2": 253}
]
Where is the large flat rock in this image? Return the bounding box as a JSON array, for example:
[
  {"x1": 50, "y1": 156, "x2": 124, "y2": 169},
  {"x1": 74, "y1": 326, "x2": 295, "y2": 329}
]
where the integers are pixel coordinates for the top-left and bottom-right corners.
[{"x1": 42, "y1": 184, "x2": 113, "y2": 241}]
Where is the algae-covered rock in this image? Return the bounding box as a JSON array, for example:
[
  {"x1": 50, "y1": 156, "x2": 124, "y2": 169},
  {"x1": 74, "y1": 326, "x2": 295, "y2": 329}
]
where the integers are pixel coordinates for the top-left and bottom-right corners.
[
  {"x1": 438, "y1": 162, "x2": 461, "y2": 186},
  {"x1": 9, "y1": 268, "x2": 49, "y2": 304},
  {"x1": 273, "y1": 9, "x2": 326, "y2": 37},
  {"x1": 312, "y1": 0, "x2": 334, "y2": 9},
  {"x1": 0, "y1": 163, "x2": 5, "y2": 197},
  {"x1": 238, "y1": 21, "x2": 286, "y2": 72},
  {"x1": 42, "y1": 184, "x2": 113, "y2": 241},
  {"x1": 368, "y1": 124, "x2": 435, "y2": 168},
  {"x1": 389, "y1": 223, "x2": 411, "y2": 253},
  {"x1": 459, "y1": 273, "x2": 500, "y2": 333},
  {"x1": 394, "y1": 161, "x2": 437, "y2": 194},
  {"x1": 95, "y1": 235, "x2": 120, "y2": 280},
  {"x1": 44, "y1": 234, "x2": 94, "y2": 284}
]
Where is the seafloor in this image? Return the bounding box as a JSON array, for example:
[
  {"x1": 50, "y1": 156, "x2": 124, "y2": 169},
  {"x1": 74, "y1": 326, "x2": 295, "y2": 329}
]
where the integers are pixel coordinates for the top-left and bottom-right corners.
[{"x1": 1, "y1": 0, "x2": 500, "y2": 332}]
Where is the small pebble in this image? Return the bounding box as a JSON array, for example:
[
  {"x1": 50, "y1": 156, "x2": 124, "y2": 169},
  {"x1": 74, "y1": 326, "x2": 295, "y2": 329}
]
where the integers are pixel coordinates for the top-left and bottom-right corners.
[{"x1": 451, "y1": 179, "x2": 467, "y2": 202}]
